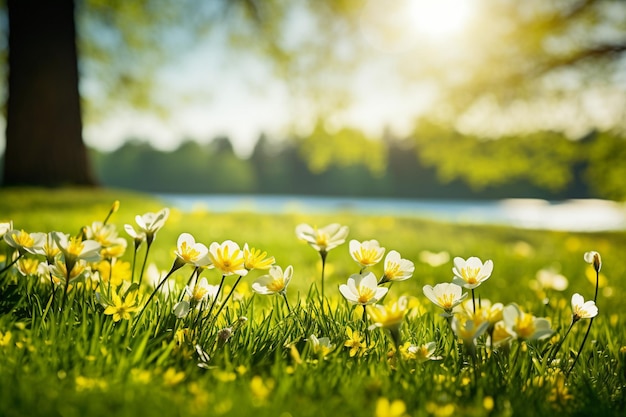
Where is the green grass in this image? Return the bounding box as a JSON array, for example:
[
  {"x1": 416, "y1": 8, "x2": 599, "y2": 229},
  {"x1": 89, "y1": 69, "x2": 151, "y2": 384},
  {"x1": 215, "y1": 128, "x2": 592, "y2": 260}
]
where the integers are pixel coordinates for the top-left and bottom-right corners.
[{"x1": 1, "y1": 187, "x2": 625, "y2": 417}]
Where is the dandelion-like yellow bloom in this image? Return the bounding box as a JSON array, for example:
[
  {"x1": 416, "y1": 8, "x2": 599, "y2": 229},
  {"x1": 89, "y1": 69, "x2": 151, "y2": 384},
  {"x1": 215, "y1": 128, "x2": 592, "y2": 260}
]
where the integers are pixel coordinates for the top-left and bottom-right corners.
[
  {"x1": 375, "y1": 397, "x2": 408, "y2": 417},
  {"x1": 243, "y1": 244, "x2": 275, "y2": 271},
  {"x1": 103, "y1": 290, "x2": 140, "y2": 322},
  {"x1": 344, "y1": 326, "x2": 368, "y2": 357},
  {"x1": 95, "y1": 260, "x2": 132, "y2": 287},
  {"x1": 209, "y1": 240, "x2": 247, "y2": 276},
  {"x1": 368, "y1": 297, "x2": 408, "y2": 331},
  {"x1": 17, "y1": 258, "x2": 40, "y2": 276}
]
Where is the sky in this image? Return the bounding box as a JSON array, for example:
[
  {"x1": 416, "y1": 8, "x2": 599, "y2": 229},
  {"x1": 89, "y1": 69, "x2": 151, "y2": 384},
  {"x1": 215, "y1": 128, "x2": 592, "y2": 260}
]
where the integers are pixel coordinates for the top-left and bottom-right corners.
[
  {"x1": 79, "y1": 0, "x2": 475, "y2": 158},
  {"x1": 2, "y1": 0, "x2": 622, "y2": 157}
]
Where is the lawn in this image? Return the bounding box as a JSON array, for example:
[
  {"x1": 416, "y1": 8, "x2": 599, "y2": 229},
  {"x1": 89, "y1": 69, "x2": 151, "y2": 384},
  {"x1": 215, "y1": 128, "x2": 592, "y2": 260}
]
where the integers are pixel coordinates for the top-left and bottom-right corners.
[{"x1": 1, "y1": 187, "x2": 625, "y2": 417}]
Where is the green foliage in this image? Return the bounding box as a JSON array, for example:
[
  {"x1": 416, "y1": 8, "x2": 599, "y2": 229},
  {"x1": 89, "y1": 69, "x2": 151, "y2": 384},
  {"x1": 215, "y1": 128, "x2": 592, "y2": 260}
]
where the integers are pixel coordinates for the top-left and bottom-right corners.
[
  {"x1": 1, "y1": 188, "x2": 626, "y2": 417},
  {"x1": 584, "y1": 131, "x2": 626, "y2": 201}
]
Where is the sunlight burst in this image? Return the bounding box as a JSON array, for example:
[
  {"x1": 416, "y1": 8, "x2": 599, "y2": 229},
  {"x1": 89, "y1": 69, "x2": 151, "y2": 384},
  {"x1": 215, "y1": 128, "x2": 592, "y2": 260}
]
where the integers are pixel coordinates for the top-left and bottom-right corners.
[
  {"x1": 409, "y1": 0, "x2": 474, "y2": 39},
  {"x1": 359, "y1": 0, "x2": 475, "y2": 52}
]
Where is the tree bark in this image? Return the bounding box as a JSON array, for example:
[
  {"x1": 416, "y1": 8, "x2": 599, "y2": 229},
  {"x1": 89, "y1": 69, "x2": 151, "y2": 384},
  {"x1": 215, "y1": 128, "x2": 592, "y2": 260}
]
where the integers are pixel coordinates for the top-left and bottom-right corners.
[{"x1": 3, "y1": 0, "x2": 96, "y2": 186}]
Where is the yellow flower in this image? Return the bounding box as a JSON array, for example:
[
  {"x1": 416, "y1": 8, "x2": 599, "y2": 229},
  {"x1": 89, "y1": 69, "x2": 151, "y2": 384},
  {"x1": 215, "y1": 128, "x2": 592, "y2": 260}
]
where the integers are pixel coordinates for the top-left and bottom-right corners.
[
  {"x1": 162, "y1": 367, "x2": 185, "y2": 386},
  {"x1": 49, "y1": 259, "x2": 88, "y2": 284},
  {"x1": 95, "y1": 260, "x2": 131, "y2": 287},
  {"x1": 17, "y1": 257, "x2": 40, "y2": 276},
  {"x1": 368, "y1": 297, "x2": 408, "y2": 346},
  {"x1": 376, "y1": 397, "x2": 408, "y2": 417},
  {"x1": 451, "y1": 315, "x2": 489, "y2": 347},
  {"x1": 250, "y1": 376, "x2": 274, "y2": 404},
  {"x1": 103, "y1": 290, "x2": 140, "y2": 322},
  {"x1": 0, "y1": 331, "x2": 12, "y2": 347},
  {"x1": 243, "y1": 244, "x2": 275, "y2": 271},
  {"x1": 345, "y1": 326, "x2": 368, "y2": 357},
  {"x1": 209, "y1": 240, "x2": 247, "y2": 276}
]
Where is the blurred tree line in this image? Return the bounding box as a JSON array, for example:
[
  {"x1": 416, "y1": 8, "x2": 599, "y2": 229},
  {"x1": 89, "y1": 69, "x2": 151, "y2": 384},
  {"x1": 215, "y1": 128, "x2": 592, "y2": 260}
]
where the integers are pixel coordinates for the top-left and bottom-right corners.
[{"x1": 89, "y1": 120, "x2": 626, "y2": 200}]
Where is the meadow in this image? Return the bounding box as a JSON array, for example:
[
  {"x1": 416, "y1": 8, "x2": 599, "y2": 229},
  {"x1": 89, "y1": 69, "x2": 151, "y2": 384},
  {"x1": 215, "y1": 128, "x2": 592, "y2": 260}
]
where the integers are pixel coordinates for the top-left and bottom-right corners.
[{"x1": 1, "y1": 187, "x2": 625, "y2": 417}]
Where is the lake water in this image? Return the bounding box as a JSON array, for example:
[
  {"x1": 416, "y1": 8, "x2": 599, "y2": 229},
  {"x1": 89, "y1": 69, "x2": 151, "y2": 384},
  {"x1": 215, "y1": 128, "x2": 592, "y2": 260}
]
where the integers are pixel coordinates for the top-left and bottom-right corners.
[{"x1": 157, "y1": 194, "x2": 626, "y2": 232}]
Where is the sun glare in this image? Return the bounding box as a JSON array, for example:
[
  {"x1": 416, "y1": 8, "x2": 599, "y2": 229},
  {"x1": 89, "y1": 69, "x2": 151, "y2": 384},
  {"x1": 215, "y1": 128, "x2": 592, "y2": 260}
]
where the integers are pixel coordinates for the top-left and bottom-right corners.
[
  {"x1": 409, "y1": 0, "x2": 473, "y2": 39},
  {"x1": 359, "y1": 0, "x2": 475, "y2": 52}
]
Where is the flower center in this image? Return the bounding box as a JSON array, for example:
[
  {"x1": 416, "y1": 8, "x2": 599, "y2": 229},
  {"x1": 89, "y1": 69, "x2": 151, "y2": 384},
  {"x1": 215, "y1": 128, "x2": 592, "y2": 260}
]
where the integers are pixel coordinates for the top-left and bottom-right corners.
[{"x1": 357, "y1": 286, "x2": 376, "y2": 304}]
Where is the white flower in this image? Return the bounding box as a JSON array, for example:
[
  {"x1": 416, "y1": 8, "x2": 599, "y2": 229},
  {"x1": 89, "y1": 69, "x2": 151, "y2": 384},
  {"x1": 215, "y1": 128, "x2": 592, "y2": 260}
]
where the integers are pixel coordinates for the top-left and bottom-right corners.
[
  {"x1": 535, "y1": 268, "x2": 569, "y2": 291},
  {"x1": 502, "y1": 304, "x2": 552, "y2": 341},
  {"x1": 252, "y1": 265, "x2": 293, "y2": 295},
  {"x1": 584, "y1": 251, "x2": 601, "y2": 272},
  {"x1": 339, "y1": 272, "x2": 388, "y2": 305},
  {"x1": 418, "y1": 250, "x2": 450, "y2": 267},
  {"x1": 349, "y1": 239, "x2": 385, "y2": 268},
  {"x1": 0, "y1": 221, "x2": 13, "y2": 239},
  {"x1": 571, "y1": 293, "x2": 598, "y2": 322},
  {"x1": 452, "y1": 256, "x2": 493, "y2": 289},
  {"x1": 380, "y1": 250, "x2": 414, "y2": 283},
  {"x1": 174, "y1": 277, "x2": 219, "y2": 318},
  {"x1": 422, "y1": 283, "x2": 467, "y2": 317},
  {"x1": 451, "y1": 316, "x2": 489, "y2": 346},
  {"x1": 52, "y1": 232, "x2": 101, "y2": 265},
  {"x1": 134, "y1": 208, "x2": 169, "y2": 244},
  {"x1": 295, "y1": 223, "x2": 349, "y2": 253},
  {"x1": 308, "y1": 334, "x2": 334, "y2": 357},
  {"x1": 124, "y1": 224, "x2": 146, "y2": 245},
  {"x1": 174, "y1": 233, "x2": 210, "y2": 267},
  {"x1": 405, "y1": 342, "x2": 443, "y2": 363},
  {"x1": 3, "y1": 229, "x2": 46, "y2": 255}
]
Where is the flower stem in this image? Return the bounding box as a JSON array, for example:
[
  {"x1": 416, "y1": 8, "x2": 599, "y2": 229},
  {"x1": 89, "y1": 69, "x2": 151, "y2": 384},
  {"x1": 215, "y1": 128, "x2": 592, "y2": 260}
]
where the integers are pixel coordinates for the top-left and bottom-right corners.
[
  {"x1": 137, "y1": 240, "x2": 153, "y2": 288},
  {"x1": 319, "y1": 251, "x2": 327, "y2": 317},
  {"x1": 132, "y1": 259, "x2": 181, "y2": 333},
  {"x1": 202, "y1": 275, "x2": 226, "y2": 327},
  {"x1": 213, "y1": 274, "x2": 243, "y2": 321},
  {"x1": 471, "y1": 288, "x2": 476, "y2": 314},
  {"x1": 567, "y1": 267, "x2": 600, "y2": 376}
]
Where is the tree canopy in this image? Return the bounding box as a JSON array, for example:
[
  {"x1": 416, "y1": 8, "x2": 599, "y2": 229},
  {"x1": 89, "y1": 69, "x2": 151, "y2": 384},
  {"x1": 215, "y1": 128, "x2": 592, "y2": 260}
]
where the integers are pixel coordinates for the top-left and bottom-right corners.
[{"x1": 2, "y1": 0, "x2": 626, "y2": 191}]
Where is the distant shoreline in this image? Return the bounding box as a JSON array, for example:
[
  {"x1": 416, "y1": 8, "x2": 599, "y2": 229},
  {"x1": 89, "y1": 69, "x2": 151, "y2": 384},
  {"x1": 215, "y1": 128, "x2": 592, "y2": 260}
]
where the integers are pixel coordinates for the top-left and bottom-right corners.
[{"x1": 157, "y1": 194, "x2": 626, "y2": 232}]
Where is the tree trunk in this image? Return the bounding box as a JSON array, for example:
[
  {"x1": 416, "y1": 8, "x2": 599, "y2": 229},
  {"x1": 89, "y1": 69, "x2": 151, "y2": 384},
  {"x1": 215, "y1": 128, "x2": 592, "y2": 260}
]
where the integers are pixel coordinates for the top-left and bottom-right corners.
[{"x1": 3, "y1": 0, "x2": 96, "y2": 186}]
